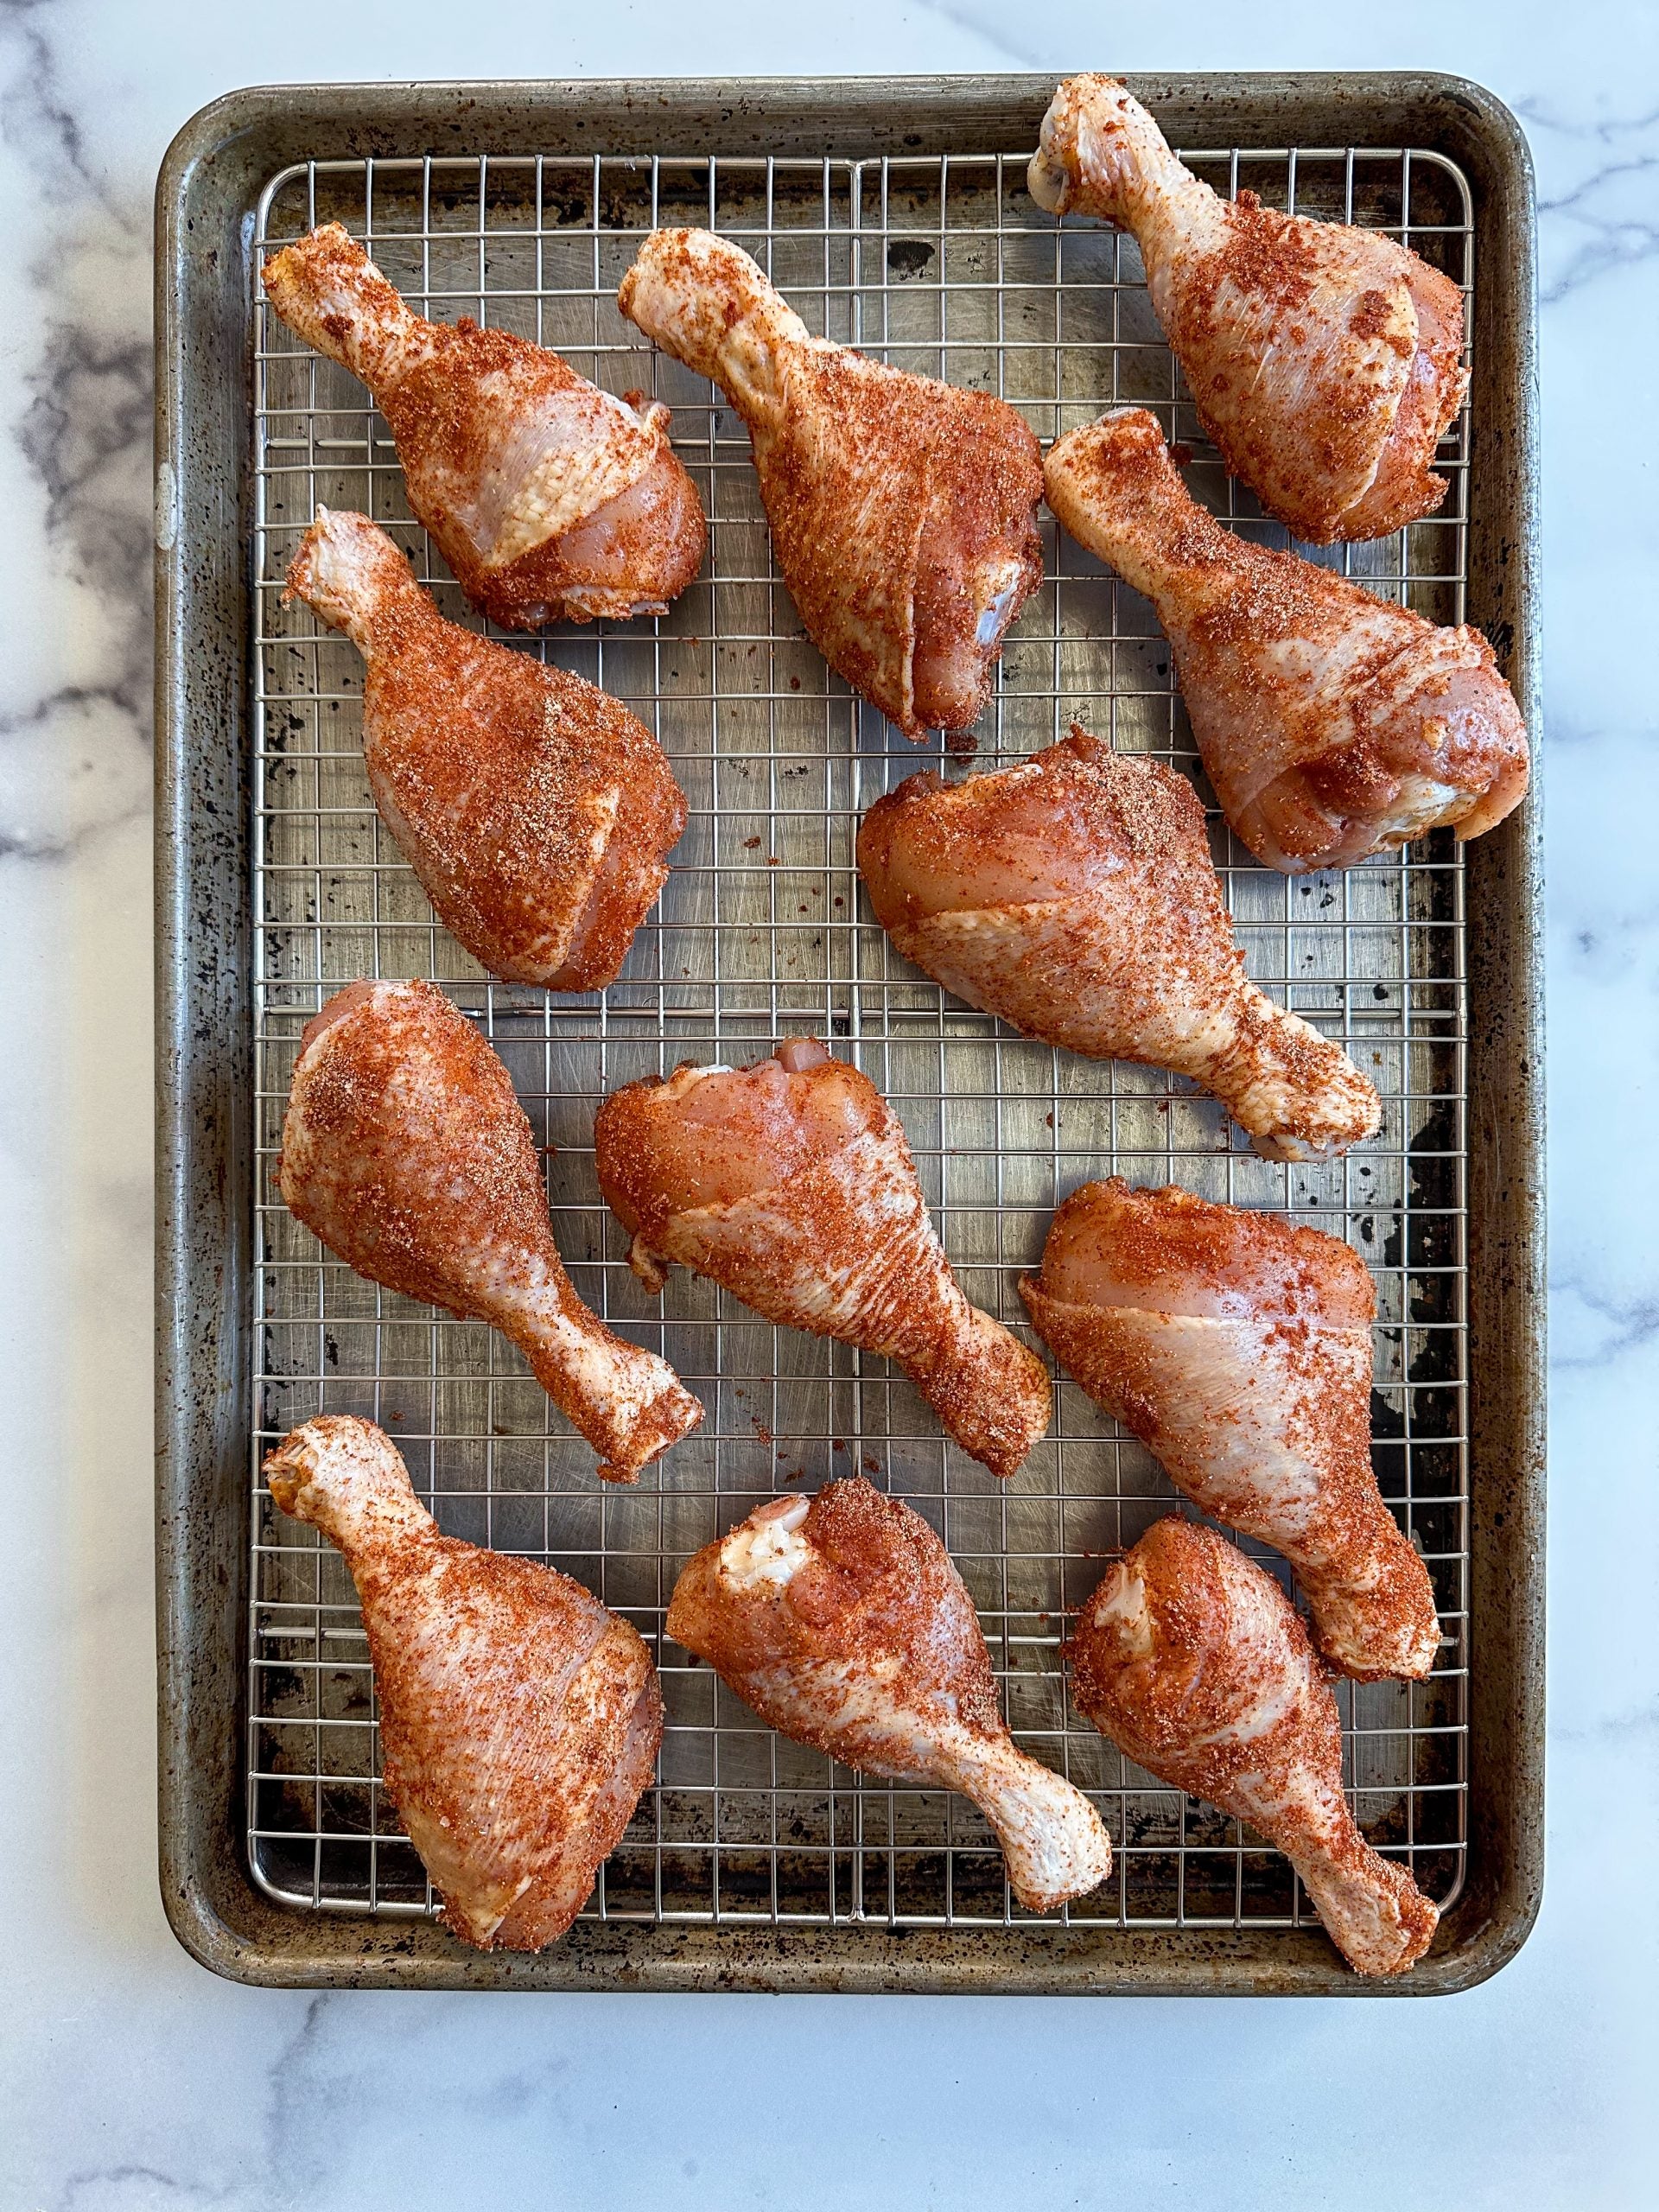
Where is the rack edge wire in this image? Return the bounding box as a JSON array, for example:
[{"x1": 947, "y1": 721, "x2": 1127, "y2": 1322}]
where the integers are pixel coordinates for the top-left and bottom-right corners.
[{"x1": 247, "y1": 145, "x2": 1468, "y2": 1937}]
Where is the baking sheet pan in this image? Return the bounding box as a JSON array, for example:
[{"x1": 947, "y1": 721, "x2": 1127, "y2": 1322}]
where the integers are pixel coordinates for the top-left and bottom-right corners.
[{"x1": 156, "y1": 73, "x2": 1542, "y2": 1993}]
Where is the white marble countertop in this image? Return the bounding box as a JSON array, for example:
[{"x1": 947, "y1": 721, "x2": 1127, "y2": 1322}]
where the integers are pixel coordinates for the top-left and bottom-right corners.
[{"x1": 3, "y1": 2, "x2": 1654, "y2": 2203}]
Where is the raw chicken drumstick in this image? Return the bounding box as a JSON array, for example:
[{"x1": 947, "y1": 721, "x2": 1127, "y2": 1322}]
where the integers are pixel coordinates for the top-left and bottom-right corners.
[
  {"x1": 1069, "y1": 1517, "x2": 1439, "y2": 1974},
  {"x1": 857, "y1": 728, "x2": 1380, "y2": 1160},
  {"x1": 1021, "y1": 1180, "x2": 1439, "y2": 1681},
  {"x1": 1029, "y1": 76, "x2": 1468, "y2": 543},
  {"x1": 618, "y1": 228, "x2": 1042, "y2": 738},
  {"x1": 285, "y1": 509, "x2": 687, "y2": 991},
  {"x1": 265, "y1": 1415, "x2": 663, "y2": 1949},
  {"x1": 278, "y1": 978, "x2": 702, "y2": 1482},
  {"x1": 593, "y1": 1038, "x2": 1051, "y2": 1478},
  {"x1": 669, "y1": 1481, "x2": 1113, "y2": 1910},
  {"x1": 1045, "y1": 410, "x2": 1529, "y2": 872},
  {"x1": 263, "y1": 222, "x2": 704, "y2": 626}
]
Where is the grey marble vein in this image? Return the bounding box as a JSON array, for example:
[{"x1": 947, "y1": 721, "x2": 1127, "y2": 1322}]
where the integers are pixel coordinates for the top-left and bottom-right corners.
[{"x1": 0, "y1": 6, "x2": 152, "y2": 872}]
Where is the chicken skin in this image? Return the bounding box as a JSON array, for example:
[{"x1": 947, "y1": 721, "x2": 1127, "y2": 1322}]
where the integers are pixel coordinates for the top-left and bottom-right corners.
[
  {"x1": 1045, "y1": 411, "x2": 1529, "y2": 872},
  {"x1": 263, "y1": 222, "x2": 705, "y2": 627},
  {"x1": 278, "y1": 978, "x2": 702, "y2": 1482},
  {"x1": 593, "y1": 1038, "x2": 1051, "y2": 1478},
  {"x1": 857, "y1": 729, "x2": 1380, "y2": 1160},
  {"x1": 1021, "y1": 1181, "x2": 1439, "y2": 1681},
  {"x1": 1029, "y1": 76, "x2": 1469, "y2": 544},
  {"x1": 1070, "y1": 1517, "x2": 1438, "y2": 1974},
  {"x1": 285, "y1": 509, "x2": 687, "y2": 991},
  {"x1": 618, "y1": 228, "x2": 1042, "y2": 737},
  {"x1": 265, "y1": 1416, "x2": 663, "y2": 1948},
  {"x1": 668, "y1": 1481, "x2": 1113, "y2": 1910}
]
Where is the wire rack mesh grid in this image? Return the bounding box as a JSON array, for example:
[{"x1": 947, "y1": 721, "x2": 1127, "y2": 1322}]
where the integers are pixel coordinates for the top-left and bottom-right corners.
[{"x1": 248, "y1": 138, "x2": 1471, "y2": 1937}]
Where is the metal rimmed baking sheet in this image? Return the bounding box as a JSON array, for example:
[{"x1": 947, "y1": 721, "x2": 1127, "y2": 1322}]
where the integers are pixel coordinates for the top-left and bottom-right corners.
[{"x1": 156, "y1": 75, "x2": 1543, "y2": 1993}]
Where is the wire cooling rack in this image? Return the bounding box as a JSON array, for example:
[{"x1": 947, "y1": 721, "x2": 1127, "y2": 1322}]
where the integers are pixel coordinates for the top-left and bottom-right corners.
[{"x1": 247, "y1": 142, "x2": 1472, "y2": 1937}]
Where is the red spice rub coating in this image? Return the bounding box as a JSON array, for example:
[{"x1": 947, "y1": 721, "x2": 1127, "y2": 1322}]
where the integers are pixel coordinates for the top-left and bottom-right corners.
[
  {"x1": 1044, "y1": 412, "x2": 1529, "y2": 871},
  {"x1": 594, "y1": 1045, "x2": 1051, "y2": 1478},
  {"x1": 665, "y1": 1481, "x2": 1114, "y2": 1910},
  {"x1": 671, "y1": 1479, "x2": 1004, "y2": 1745},
  {"x1": 279, "y1": 978, "x2": 702, "y2": 1482},
  {"x1": 1070, "y1": 1517, "x2": 1438, "y2": 1974},
  {"x1": 1166, "y1": 188, "x2": 1465, "y2": 543},
  {"x1": 619, "y1": 228, "x2": 1042, "y2": 736},
  {"x1": 1023, "y1": 1179, "x2": 1439, "y2": 1681},
  {"x1": 1028, "y1": 77, "x2": 1469, "y2": 543},
  {"x1": 857, "y1": 728, "x2": 1381, "y2": 1160},
  {"x1": 266, "y1": 1414, "x2": 662, "y2": 1948},
  {"x1": 285, "y1": 509, "x2": 687, "y2": 991},
  {"x1": 264, "y1": 222, "x2": 705, "y2": 627}
]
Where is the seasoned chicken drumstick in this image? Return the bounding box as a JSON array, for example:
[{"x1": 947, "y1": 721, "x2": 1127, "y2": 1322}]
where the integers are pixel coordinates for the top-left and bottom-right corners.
[
  {"x1": 669, "y1": 1482, "x2": 1113, "y2": 1910},
  {"x1": 1045, "y1": 411, "x2": 1529, "y2": 872},
  {"x1": 1022, "y1": 1181, "x2": 1439, "y2": 1680},
  {"x1": 619, "y1": 228, "x2": 1042, "y2": 737},
  {"x1": 1030, "y1": 76, "x2": 1468, "y2": 543},
  {"x1": 265, "y1": 1416, "x2": 663, "y2": 1949},
  {"x1": 278, "y1": 978, "x2": 702, "y2": 1483},
  {"x1": 263, "y1": 221, "x2": 705, "y2": 626},
  {"x1": 857, "y1": 729, "x2": 1380, "y2": 1160},
  {"x1": 594, "y1": 1038, "x2": 1051, "y2": 1478},
  {"x1": 1070, "y1": 1517, "x2": 1439, "y2": 1974},
  {"x1": 285, "y1": 509, "x2": 686, "y2": 991}
]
